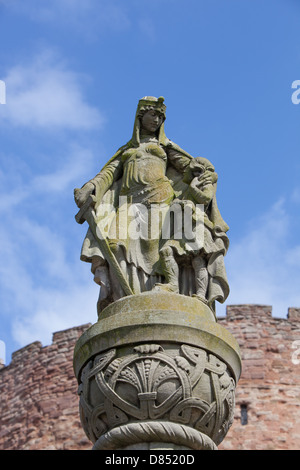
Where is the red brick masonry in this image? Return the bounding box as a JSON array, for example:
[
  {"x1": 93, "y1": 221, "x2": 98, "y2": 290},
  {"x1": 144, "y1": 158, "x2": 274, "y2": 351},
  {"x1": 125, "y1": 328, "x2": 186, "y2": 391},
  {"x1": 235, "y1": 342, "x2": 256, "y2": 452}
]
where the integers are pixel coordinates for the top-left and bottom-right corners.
[{"x1": 0, "y1": 305, "x2": 299, "y2": 450}]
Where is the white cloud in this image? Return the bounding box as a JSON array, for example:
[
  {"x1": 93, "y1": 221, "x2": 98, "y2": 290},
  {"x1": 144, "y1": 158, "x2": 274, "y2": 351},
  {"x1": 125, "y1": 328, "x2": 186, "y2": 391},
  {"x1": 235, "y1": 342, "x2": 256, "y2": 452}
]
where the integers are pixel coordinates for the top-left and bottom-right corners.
[
  {"x1": 0, "y1": 211, "x2": 98, "y2": 348},
  {"x1": 0, "y1": 143, "x2": 100, "y2": 348},
  {"x1": 32, "y1": 144, "x2": 95, "y2": 193},
  {"x1": 0, "y1": 152, "x2": 103, "y2": 349},
  {"x1": 2, "y1": 51, "x2": 103, "y2": 130},
  {"x1": 0, "y1": 143, "x2": 96, "y2": 215},
  {"x1": 218, "y1": 197, "x2": 300, "y2": 318},
  {"x1": 11, "y1": 283, "x2": 98, "y2": 348}
]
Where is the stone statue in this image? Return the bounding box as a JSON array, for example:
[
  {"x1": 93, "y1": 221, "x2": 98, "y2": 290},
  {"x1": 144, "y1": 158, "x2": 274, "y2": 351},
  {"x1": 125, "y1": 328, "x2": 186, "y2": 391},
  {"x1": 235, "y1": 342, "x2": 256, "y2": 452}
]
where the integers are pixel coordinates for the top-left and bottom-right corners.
[
  {"x1": 73, "y1": 97, "x2": 241, "y2": 451},
  {"x1": 74, "y1": 96, "x2": 229, "y2": 316}
]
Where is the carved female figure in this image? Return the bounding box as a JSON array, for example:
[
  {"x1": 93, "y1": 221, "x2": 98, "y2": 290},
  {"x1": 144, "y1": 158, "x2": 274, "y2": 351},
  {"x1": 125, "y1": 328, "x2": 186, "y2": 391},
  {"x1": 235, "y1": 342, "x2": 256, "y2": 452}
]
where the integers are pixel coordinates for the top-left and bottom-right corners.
[{"x1": 74, "y1": 96, "x2": 229, "y2": 314}]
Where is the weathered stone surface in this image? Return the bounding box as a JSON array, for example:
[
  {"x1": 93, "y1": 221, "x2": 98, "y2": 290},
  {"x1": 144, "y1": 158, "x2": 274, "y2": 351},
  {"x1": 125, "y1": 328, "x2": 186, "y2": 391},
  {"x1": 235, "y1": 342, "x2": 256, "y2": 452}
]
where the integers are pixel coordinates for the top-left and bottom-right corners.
[
  {"x1": 71, "y1": 97, "x2": 237, "y2": 450},
  {"x1": 74, "y1": 292, "x2": 241, "y2": 450},
  {"x1": 74, "y1": 96, "x2": 229, "y2": 316},
  {"x1": 74, "y1": 292, "x2": 241, "y2": 383}
]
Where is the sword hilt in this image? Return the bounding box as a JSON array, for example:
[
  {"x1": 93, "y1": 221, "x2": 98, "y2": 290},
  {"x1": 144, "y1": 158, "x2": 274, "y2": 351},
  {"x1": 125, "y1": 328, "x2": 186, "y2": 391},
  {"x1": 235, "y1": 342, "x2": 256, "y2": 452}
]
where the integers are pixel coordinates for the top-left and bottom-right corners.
[{"x1": 75, "y1": 194, "x2": 96, "y2": 224}]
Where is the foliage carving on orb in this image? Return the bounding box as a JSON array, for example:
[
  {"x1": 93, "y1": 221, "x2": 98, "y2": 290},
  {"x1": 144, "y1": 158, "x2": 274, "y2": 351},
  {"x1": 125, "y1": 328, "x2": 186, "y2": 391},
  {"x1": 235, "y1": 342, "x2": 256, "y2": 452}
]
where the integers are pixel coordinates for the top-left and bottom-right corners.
[{"x1": 78, "y1": 343, "x2": 235, "y2": 447}]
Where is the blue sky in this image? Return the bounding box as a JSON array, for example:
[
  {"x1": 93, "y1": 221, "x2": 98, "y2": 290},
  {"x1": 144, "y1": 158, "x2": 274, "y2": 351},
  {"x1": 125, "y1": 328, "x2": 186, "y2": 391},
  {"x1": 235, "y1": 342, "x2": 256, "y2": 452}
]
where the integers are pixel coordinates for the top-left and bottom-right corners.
[{"x1": 0, "y1": 0, "x2": 300, "y2": 364}]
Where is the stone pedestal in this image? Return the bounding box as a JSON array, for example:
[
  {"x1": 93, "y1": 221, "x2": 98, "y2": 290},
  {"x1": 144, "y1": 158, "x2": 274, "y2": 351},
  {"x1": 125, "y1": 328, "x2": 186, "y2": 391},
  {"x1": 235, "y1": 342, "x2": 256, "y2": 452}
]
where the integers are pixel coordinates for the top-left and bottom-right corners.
[{"x1": 73, "y1": 292, "x2": 241, "y2": 450}]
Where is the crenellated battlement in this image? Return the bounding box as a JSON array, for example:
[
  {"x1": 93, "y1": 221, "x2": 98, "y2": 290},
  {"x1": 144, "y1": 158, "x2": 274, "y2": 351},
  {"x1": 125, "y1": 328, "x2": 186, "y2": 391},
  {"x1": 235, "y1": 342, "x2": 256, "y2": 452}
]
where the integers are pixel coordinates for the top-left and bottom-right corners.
[
  {"x1": 287, "y1": 307, "x2": 300, "y2": 321},
  {"x1": 218, "y1": 304, "x2": 300, "y2": 324},
  {"x1": 225, "y1": 304, "x2": 272, "y2": 320},
  {"x1": 4, "y1": 324, "x2": 92, "y2": 370}
]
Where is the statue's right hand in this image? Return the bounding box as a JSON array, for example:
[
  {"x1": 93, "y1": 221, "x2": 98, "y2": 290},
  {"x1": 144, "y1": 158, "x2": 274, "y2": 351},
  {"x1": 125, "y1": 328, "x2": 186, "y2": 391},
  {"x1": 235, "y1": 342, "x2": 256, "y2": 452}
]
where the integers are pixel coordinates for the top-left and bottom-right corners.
[{"x1": 74, "y1": 182, "x2": 94, "y2": 208}]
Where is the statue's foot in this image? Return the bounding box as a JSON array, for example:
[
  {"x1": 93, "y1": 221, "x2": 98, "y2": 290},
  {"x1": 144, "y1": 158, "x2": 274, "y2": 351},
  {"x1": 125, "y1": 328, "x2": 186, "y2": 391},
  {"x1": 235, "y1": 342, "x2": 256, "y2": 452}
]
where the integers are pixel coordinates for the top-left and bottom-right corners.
[
  {"x1": 153, "y1": 283, "x2": 179, "y2": 294},
  {"x1": 192, "y1": 294, "x2": 208, "y2": 304}
]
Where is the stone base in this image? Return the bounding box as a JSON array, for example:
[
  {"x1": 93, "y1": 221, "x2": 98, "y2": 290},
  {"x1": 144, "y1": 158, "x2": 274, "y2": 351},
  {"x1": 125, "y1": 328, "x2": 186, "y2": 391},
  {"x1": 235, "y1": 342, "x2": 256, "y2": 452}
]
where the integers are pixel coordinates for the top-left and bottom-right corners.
[{"x1": 74, "y1": 292, "x2": 241, "y2": 450}]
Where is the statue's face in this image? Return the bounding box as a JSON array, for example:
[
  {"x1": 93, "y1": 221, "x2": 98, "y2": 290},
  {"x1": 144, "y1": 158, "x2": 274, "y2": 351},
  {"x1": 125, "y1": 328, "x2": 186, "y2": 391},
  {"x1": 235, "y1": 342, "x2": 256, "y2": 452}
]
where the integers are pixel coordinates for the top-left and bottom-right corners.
[{"x1": 141, "y1": 110, "x2": 163, "y2": 133}]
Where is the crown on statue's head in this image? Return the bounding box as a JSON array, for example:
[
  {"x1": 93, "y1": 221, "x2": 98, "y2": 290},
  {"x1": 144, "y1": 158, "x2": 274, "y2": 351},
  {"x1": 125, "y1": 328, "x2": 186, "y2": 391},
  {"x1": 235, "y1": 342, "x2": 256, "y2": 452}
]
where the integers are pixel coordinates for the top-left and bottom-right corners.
[{"x1": 137, "y1": 96, "x2": 166, "y2": 118}]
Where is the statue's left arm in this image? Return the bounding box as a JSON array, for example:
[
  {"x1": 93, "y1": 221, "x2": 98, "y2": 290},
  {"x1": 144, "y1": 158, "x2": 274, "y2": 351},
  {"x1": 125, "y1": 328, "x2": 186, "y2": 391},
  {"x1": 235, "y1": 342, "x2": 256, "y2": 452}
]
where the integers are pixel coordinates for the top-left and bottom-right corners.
[{"x1": 166, "y1": 144, "x2": 193, "y2": 173}]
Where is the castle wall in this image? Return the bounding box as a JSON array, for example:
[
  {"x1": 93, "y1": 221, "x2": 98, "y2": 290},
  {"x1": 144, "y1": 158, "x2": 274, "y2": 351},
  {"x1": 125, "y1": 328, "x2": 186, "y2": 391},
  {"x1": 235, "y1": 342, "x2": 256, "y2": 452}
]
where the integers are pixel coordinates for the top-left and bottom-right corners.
[
  {"x1": 0, "y1": 305, "x2": 299, "y2": 450},
  {"x1": 0, "y1": 324, "x2": 91, "y2": 450},
  {"x1": 218, "y1": 305, "x2": 300, "y2": 450}
]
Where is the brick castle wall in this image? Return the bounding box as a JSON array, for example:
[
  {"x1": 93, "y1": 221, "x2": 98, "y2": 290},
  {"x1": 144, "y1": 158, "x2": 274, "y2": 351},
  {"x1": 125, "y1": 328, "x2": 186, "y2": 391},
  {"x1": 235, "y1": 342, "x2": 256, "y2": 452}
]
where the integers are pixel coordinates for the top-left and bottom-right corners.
[
  {"x1": 0, "y1": 305, "x2": 300, "y2": 450},
  {"x1": 0, "y1": 324, "x2": 91, "y2": 450}
]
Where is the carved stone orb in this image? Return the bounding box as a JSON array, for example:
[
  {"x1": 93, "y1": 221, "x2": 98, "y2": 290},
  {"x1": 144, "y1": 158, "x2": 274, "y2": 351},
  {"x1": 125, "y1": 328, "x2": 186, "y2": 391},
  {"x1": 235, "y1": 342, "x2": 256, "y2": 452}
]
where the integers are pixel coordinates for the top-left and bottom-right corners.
[{"x1": 74, "y1": 293, "x2": 241, "y2": 450}]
